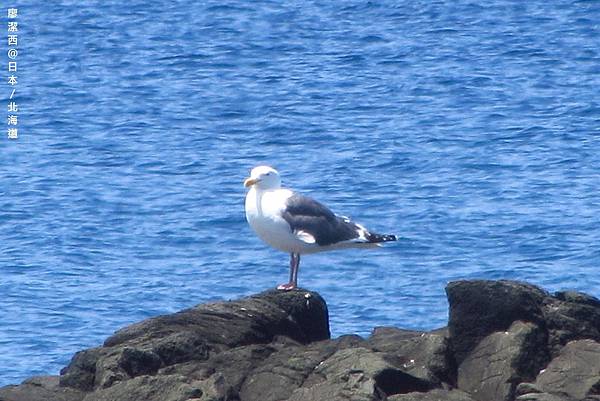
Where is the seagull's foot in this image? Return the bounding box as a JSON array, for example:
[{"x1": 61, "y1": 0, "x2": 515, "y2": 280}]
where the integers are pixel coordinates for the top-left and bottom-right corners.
[{"x1": 277, "y1": 282, "x2": 297, "y2": 291}]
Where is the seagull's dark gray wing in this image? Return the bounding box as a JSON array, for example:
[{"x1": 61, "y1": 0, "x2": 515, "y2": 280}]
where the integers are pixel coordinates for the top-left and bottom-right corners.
[{"x1": 281, "y1": 194, "x2": 361, "y2": 246}]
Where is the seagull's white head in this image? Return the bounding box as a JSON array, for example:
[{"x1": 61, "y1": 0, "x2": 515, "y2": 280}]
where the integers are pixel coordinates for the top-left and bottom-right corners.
[{"x1": 244, "y1": 165, "x2": 281, "y2": 190}]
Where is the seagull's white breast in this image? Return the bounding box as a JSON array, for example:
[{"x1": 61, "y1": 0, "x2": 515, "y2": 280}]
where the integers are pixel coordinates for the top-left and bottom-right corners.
[{"x1": 245, "y1": 187, "x2": 314, "y2": 254}]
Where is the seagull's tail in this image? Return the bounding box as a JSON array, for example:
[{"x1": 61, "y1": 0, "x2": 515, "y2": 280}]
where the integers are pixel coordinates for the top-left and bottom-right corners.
[{"x1": 351, "y1": 221, "x2": 397, "y2": 247}]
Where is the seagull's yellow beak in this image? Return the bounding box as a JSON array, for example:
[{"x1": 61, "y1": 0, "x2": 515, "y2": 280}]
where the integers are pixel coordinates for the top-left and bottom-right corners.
[{"x1": 244, "y1": 177, "x2": 259, "y2": 187}]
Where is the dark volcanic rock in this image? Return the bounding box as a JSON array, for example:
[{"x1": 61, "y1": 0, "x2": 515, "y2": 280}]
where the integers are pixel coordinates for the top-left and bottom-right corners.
[
  {"x1": 82, "y1": 374, "x2": 205, "y2": 401},
  {"x1": 516, "y1": 394, "x2": 571, "y2": 401},
  {"x1": 103, "y1": 288, "x2": 329, "y2": 349},
  {"x1": 542, "y1": 291, "x2": 600, "y2": 356},
  {"x1": 22, "y1": 288, "x2": 328, "y2": 401},
  {"x1": 286, "y1": 347, "x2": 432, "y2": 401},
  {"x1": 447, "y1": 280, "x2": 548, "y2": 365},
  {"x1": 456, "y1": 321, "x2": 548, "y2": 401},
  {"x1": 58, "y1": 349, "x2": 102, "y2": 391},
  {"x1": 367, "y1": 327, "x2": 453, "y2": 386},
  {"x1": 533, "y1": 339, "x2": 600, "y2": 400},
  {"x1": 118, "y1": 347, "x2": 163, "y2": 377},
  {"x1": 152, "y1": 331, "x2": 210, "y2": 365},
  {"x1": 388, "y1": 389, "x2": 477, "y2": 401},
  {"x1": 0, "y1": 376, "x2": 84, "y2": 401},
  {"x1": 4, "y1": 280, "x2": 600, "y2": 401},
  {"x1": 514, "y1": 382, "x2": 572, "y2": 401},
  {"x1": 238, "y1": 335, "x2": 364, "y2": 401},
  {"x1": 447, "y1": 279, "x2": 600, "y2": 401}
]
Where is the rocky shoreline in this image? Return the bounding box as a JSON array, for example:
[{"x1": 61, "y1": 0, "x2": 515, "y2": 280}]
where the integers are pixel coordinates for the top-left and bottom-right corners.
[{"x1": 1, "y1": 280, "x2": 599, "y2": 401}]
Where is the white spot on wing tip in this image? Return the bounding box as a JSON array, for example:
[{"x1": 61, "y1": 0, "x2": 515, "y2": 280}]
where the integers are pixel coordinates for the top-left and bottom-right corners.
[{"x1": 355, "y1": 223, "x2": 370, "y2": 242}]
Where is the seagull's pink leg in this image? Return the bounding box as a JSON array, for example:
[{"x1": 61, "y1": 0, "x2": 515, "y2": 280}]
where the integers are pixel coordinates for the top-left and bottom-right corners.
[
  {"x1": 277, "y1": 253, "x2": 300, "y2": 290},
  {"x1": 292, "y1": 253, "x2": 300, "y2": 286}
]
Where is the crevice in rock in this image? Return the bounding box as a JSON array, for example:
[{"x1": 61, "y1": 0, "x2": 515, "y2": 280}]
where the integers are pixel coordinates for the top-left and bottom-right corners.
[{"x1": 374, "y1": 368, "x2": 432, "y2": 396}]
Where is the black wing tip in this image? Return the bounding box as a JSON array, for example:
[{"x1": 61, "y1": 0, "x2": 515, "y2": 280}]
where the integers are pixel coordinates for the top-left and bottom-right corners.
[{"x1": 367, "y1": 233, "x2": 397, "y2": 243}]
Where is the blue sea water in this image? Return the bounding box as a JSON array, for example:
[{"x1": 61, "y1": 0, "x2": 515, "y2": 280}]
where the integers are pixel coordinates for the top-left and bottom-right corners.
[{"x1": 1, "y1": 0, "x2": 600, "y2": 387}]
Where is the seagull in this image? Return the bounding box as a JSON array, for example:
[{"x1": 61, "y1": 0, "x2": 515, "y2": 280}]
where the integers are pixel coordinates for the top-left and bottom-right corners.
[{"x1": 243, "y1": 165, "x2": 397, "y2": 290}]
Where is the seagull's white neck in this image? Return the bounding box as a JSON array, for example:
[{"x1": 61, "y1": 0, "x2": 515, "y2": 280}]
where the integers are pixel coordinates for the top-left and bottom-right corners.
[
  {"x1": 247, "y1": 186, "x2": 264, "y2": 216},
  {"x1": 246, "y1": 185, "x2": 293, "y2": 218},
  {"x1": 255, "y1": 183, "x2": 281, "y2": 191}
]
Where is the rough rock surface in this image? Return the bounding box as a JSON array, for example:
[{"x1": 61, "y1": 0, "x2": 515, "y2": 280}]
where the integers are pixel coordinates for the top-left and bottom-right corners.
[
  {"x1": 446, "y1": 280, "x2": 547, "y2": 365},
  {"x1": 2, "y1": 280, "x2": 600, "y2": 401},
  {"x1": 367, "y1": 327, "x2": 453, "y2": 386},
  {"x1": 456, "y1": 321, "x2": 547, "y2": 401},
  {"x1": 531, "y1": 339, "x2": 600, "y2": 400}
]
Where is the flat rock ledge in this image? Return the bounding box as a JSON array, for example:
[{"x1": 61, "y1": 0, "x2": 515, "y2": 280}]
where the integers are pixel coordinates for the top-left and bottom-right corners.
[{"x1": 2, "y1": 280, "x2": 600, "y2": 401}]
